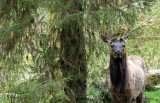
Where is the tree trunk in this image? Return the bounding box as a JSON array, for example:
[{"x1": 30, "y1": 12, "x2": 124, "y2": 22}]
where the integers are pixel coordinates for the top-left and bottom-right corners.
[{"x1": 60, "y1": 1, "x2": 87, "y2": 103}]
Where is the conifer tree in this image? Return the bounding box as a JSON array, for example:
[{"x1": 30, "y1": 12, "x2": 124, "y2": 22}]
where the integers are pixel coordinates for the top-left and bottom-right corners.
[
  {"x1": 58, "y1": 1, "x2": 87, "y2": 102},
  {"x1": 0, "y1": 0, "x2": 155, "y2": 102}
]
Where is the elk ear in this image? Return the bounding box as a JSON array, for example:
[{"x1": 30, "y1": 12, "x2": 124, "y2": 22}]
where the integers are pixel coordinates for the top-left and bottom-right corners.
[
  {"x1": 123, "y1": 32, "x2": 131, "y2": 43},
  {"x1": 123, "y1": 36, "x2": 128, "y2": 43},
  {"x1": 100, "y1": 35, "x2": 111, "y2": 44}
]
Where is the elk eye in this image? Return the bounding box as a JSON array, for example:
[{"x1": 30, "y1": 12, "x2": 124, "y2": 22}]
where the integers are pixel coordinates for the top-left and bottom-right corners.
[{"x1": 111, "y1": 45, "x2": 114, "y2": 48}]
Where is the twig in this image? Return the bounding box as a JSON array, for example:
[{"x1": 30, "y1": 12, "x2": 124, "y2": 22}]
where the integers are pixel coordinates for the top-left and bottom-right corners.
[
  {"x1": 126, "y1": 14, "x2": 160, "y2": 36},
  {"x1": 135, "y1": 36, "x2": 160, "y2": 39},
  {"x1": 106, "y1": 1, "x2": 125, "y2": 15}
]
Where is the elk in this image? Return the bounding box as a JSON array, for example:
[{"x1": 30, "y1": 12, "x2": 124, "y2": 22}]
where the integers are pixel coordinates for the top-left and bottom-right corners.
[{"x1": 101, "y1": 33, "x2": 147, "y2": 103}]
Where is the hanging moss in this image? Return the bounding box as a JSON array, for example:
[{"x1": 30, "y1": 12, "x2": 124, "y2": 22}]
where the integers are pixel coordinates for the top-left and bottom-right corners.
[{"x1": 0, "y1": 0, "x2": 154, "y2": 102}]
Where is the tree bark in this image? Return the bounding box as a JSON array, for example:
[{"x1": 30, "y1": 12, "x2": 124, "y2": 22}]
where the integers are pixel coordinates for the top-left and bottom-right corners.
[{"x1": 60, "y1": 1, "x2": 87, "y2": 103}]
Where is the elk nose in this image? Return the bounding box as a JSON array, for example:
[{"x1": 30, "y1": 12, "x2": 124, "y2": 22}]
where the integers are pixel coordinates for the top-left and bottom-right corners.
[{"x1": 115, "y1": 51, "x2": 121, "y2": 55}]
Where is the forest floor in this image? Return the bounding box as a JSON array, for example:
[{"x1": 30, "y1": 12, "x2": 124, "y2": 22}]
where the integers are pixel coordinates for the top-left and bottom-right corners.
[
  {"x1": 144, "y1": 90, "x2": 160, "y2": 103},
  {"x1": 145, "y1": 70, "x2": 160, "y2": 103}
]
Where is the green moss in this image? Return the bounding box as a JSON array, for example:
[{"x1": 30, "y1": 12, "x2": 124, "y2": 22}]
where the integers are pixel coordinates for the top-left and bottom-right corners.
[
  {"x1": 147, "y1": 74, "x2": 160, "y2": 86},
  {"x1": 145, "y1": 83, "x2": 156, "y2": 91}
]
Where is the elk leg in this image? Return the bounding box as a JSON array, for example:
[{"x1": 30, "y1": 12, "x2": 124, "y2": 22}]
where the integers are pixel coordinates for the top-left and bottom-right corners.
[
  {"x1": 126, "y1": 98, "x2": 132, "y2": 103},
  {"x1": 113, "y1": 95, "x2": 119, "y2": 103},
  {"x1": 136, "y1": 86, "x2": 145, "y2": 103},
  {"x1": 136, "y1": 92, "x2": 143, "y2": 103}
]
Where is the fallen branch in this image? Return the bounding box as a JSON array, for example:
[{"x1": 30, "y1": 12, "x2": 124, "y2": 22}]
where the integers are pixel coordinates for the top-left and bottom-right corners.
[{"x1": 135, "y1": 36, "x2": 160, "y2": 39}]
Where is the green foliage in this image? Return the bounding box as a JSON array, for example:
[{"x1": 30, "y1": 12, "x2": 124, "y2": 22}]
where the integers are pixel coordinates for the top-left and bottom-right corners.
[
  {"x1": 144, "y1": 90, "x2": 160, "y2": 103},
  {"x1": 0, "y1": 72, "x2": 70, "y2": 103},
  {"x1": 147, "y1": 74, "x2": 160, "y2": 86},
  {"x1": 0, "y1": 0, "x2": 159, "y2": 102}
]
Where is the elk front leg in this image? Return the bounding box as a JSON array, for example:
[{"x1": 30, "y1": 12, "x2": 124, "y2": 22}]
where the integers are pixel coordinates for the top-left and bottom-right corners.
[{"x1": 113, "y1": 95, "x2": 119, "y2": 103}]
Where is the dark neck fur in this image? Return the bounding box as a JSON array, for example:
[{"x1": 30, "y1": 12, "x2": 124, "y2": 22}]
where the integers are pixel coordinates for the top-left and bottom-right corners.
[{"x1": 109, "y1": 54, "x2": 127, "y2": 92}]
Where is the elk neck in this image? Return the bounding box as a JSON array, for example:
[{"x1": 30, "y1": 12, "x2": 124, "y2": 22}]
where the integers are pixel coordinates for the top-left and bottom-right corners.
[{"x1": 109, "y1": 54, "x2": 127, "y2": 92}]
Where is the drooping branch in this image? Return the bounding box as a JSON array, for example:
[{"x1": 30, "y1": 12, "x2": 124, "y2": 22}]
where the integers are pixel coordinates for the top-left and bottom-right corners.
[{"x1": 123, "y1": 13, "x2": 160, "y2": 37}]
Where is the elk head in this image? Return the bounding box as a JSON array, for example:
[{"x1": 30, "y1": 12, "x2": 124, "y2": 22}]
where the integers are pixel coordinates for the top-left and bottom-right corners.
[{"x1": 101, "y1": 33, "x2": 130, "y2": 59}]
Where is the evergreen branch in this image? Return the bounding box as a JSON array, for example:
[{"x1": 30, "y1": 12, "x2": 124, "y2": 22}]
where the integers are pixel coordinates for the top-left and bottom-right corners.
[
  {"x1": 66, "y1": 8, "x2": 81, "y2": 13},
  {"x1": 106, "y1": 1, "x2": 125, "y2": 15},
  {"x1": 36, "y1": 15, "x2": 45, "y2": 25},
  {"x1": 125, "y1": 14, "x2": 160, "y2": 36},
  {"x1": 27, "y1": 44, "x2": 35, "y2": 58}
]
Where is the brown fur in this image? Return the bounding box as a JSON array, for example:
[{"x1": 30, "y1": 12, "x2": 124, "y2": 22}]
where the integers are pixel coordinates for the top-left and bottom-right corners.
[
  {"x1": 100, "y1": 35, "x2": 147, "y2": 103},
  {"x1": 109, "y1": 56, "x2": 147, "y2": 103}
]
